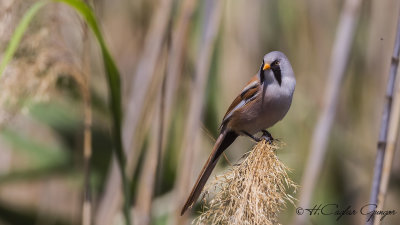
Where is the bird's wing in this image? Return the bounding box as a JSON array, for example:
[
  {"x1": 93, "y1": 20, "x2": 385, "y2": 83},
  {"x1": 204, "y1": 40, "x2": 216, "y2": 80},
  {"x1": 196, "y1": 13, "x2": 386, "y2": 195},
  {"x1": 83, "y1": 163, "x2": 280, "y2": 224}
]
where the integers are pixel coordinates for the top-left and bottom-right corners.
[{"x1": 220, "y1": 75, "x2": 260, "y2": 129}]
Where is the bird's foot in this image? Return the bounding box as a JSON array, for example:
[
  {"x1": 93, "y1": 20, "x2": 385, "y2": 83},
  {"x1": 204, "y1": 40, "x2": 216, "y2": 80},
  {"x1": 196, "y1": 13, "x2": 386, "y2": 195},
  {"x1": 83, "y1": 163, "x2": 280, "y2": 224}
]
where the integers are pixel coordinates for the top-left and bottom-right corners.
[
  {"x1": 241, "y1": 131, "x2": 262, "y2": 142},
  {"x1": 242, "y1": 130, "x2": 275, "y2": 144},
  {"x1": 261, "y1": 130, "x2": 274, "y2": 144}
]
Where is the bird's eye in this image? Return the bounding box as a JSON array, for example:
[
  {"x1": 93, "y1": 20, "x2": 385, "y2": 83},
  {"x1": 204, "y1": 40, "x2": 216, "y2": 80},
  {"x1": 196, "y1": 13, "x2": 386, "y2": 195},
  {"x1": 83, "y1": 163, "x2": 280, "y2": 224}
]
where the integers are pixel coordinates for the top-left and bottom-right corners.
[{"x1": 272, "y1": 60, "x2": 280, "y2": 66}]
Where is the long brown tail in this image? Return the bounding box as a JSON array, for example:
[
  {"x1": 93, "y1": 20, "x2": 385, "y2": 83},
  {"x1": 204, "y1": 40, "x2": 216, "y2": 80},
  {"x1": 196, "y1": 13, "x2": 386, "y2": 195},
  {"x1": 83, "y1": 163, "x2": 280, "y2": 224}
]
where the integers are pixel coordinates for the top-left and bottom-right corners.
[{"x1": 180, "y1": 130, "x2": 238, "y2": 215}]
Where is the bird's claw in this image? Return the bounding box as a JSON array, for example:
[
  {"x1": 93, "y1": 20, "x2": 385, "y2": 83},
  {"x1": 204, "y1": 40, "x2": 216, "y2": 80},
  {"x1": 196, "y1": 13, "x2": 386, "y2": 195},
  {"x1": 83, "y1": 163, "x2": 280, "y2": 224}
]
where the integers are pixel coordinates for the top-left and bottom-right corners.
[{"x1": 261, "y1": 130, "x2": 274, "y2": 144}]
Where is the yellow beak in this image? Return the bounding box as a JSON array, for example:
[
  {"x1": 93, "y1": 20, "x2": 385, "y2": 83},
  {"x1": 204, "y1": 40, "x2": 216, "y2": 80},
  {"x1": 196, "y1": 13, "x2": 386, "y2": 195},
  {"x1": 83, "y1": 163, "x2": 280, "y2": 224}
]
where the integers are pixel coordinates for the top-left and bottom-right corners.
[{"x1": 263, "y1": 63, "x2": 270, "y2": 71}]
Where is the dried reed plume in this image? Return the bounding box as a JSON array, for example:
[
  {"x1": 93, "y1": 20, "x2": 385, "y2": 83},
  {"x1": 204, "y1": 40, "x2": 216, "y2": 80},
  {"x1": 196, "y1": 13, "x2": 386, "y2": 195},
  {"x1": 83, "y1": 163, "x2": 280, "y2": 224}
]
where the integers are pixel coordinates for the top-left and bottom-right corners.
[
  {"x1": 194, "y1": 141, "x2": 297, "y2": 225},
  {"x1": 0, "y1": 3, "x2": 82, "y2": 127}
]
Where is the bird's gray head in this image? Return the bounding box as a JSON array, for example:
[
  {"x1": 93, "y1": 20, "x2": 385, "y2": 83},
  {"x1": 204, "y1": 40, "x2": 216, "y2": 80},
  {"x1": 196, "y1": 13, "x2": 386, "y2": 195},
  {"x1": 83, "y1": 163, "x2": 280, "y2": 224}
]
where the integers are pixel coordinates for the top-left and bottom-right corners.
[{"x1": 258, "y1": 51, "x2": 294, "y2": 86}]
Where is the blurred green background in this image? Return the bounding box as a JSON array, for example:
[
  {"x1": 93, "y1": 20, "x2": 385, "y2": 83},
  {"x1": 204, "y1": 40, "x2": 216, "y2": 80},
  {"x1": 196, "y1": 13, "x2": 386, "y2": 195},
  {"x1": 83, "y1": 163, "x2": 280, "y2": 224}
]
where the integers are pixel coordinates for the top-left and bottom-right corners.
[{"x1": 0, "y1": 0, "x2": 399, "y2": 224}]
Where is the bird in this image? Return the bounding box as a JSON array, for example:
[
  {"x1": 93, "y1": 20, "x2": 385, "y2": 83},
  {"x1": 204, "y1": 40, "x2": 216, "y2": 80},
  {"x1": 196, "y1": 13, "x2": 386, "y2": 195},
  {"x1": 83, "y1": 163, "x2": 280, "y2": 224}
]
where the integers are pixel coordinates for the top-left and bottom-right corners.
[{"x1": 180, "y1": 51, "x2": 296, "y2": 215}]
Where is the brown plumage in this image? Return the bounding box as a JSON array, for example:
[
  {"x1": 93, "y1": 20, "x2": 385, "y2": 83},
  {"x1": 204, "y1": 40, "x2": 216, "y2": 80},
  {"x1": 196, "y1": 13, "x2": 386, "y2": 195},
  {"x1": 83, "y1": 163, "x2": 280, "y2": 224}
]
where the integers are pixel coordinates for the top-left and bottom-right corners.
[
  {"x1": 223, "y1": 75, "x2": 259, "y2": 120},
  {"x1": 180, "y1": 130, "x2": 238, "y2": 215}
]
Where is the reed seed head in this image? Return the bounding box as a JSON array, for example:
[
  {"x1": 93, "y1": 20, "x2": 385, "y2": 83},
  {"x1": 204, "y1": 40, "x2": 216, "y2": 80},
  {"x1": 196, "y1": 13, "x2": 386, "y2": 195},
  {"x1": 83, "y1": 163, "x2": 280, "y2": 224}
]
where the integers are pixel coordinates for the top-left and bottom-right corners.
[{"x1": 194, "y1": 141, "x2": 297, "y2": 225}]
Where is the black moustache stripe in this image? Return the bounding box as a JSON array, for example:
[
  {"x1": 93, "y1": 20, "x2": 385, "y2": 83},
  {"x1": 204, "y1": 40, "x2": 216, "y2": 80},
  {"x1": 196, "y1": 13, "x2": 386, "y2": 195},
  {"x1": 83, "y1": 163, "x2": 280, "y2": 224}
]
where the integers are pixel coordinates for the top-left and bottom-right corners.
[
  {"x1": 259, "y1": 61, "x2": 265, "y2": 83},
  {"x1": 271, "y1": 62, "x2": 282, "y2": 86}
]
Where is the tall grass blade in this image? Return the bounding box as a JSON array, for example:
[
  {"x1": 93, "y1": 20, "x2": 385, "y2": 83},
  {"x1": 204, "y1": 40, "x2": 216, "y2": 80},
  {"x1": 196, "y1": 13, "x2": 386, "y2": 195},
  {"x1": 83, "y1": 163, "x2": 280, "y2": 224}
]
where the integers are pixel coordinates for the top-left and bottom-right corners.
[
  {"x1": 0, "y1": 1, "x2": 47, "y2": 77},
  {"x1": 0, "y1": 1, "x2": 131, "y2": 224}
]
